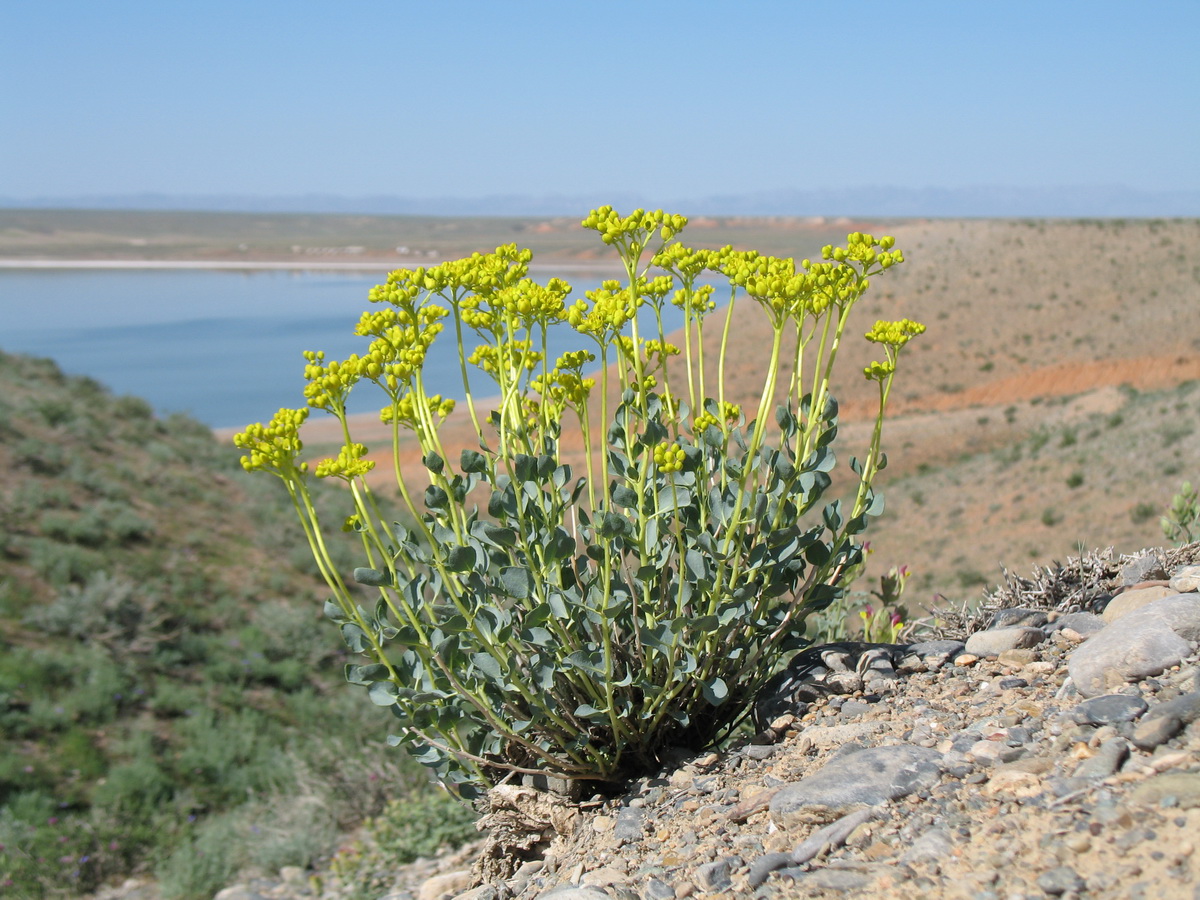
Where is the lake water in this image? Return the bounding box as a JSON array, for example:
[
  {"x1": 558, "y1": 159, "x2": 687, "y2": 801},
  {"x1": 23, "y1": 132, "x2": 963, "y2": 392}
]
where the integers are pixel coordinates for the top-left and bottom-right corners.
[{"x1": 0, "y1": 268, "x2": 687, "y2": 430}]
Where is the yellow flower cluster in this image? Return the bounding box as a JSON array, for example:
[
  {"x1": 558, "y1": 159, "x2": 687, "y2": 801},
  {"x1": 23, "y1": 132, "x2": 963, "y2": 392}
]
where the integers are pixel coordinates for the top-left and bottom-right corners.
[
  {"x1": 652, "y1": 441, "x2": 686, "y2": 473},
  {"x1": 233, "y1": 407, "x2": 309, "y2": 475},
  {"x1": 380, "y1": 393, "x2": 455, "y2": 428},
  {"x1": 654, "y1": 243, "x2": 727, "y2": 281},
  {"x1": 864, "y1": 318, "x2": 927, "y2": 348},
  {"x1": 568, "y1": 282, "x2": 636, "y2": 341},
  {"x1": 581, "y1": 207, "x2": 688, "y2": 247},
  {"x1": 467, "y1": 340, "x2": 544, "y2": 377},
  {"x1": 315, "y1": 442, "x2": 375, "y2": 480},
  {"x1": 370, "y1": 244, "x2": 532, "y2": 306},
  {"x1": 821, "y1": 232, "x2": 903, "y2": 269},
  {"x1": 530, "y1": 368, "x2": 595, "y2": 409},
  {"x1": 528, "y1": 348, "x2": 596, "y2": 414},
  {"x1": 863, "y1": 318, "x2": 926, "y2": 382},
  {"x1": 693, "y1": 401, "x2": 742, "y2": 433},
  {"x1": 641, "y1": 339, "x2": 681, "y2": 364},
  {"x1": 671, "y1": 283, "x2": 716, "y2": 314}
]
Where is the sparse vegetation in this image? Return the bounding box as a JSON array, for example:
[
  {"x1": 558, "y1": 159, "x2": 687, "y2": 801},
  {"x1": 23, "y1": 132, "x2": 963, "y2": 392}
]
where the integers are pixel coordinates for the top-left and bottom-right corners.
[{"x1": 0, "y1": 351, "x2": 441, "y2": 897}]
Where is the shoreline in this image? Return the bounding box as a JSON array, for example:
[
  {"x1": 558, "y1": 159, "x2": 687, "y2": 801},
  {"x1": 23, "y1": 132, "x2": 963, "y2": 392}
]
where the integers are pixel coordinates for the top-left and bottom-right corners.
[{"x1": 0, "y1": 257, "x2": 625, "y2": 274}]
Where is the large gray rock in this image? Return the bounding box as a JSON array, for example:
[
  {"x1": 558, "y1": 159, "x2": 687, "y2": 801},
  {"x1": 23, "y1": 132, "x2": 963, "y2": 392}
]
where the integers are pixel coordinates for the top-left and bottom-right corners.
[
  {"x1": 1102, "y1": 586, "x2": 1178, "y2": 622},
  {"x1": 769, "y1": 744, "x2": 941, "y2": 827},
  {"x1": 1068, "y1": 594, "x2": 1200, "y2": 697}
]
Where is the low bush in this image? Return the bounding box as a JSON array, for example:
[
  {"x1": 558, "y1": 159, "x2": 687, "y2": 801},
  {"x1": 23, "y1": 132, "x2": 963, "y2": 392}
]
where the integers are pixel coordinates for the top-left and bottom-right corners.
[{"x1": 238, "y1": 207, "x2": 922, "y2": 796}]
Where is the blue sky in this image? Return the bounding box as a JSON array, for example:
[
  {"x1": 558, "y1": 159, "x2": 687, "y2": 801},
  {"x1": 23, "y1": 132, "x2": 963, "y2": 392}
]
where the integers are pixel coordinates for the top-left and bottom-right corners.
[{"x1": 3, "y1": 1, "x2": 1198, "y2": 206}]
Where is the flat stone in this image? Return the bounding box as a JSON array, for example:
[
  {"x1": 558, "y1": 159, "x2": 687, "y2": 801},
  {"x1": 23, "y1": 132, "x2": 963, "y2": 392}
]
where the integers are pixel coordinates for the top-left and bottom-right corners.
[
  {"x1": 748, "y1": 852, "x2": 795, "y2": 888},
  {"x1": 1121, "y1": 554, "x2": 1167, "y2": 586},
  {"x1": 1130, "y1": 715, "x2": 1183, "y2": 751},
  {"x1": 1045, "y1": 612, "x2": 1106, "y2": 636},
  {"x1": 694, "y1": 856, "x2": 739, "y2": 892},
  {"x1": 419, "y1": 871, "x2": 475, "y2": 900},
  {"x1": 770, "y1": 745, "x2": 941, "y2": 826},
  {"x1": 1149, "y1": 690, "x2": 1200, "y2": 724},
  {"x1": 900, "y1": 827, "x2": 956, "y2": 864},
  {"x1": 997, "y1": 648, "x2": 1038, "y2": 667},
  {"x1": 798, "y1": 868, "x2": 872, "y2": 891},
  {"x1": 991, "y1": 607, "x2": 1050, "y2": 628},
  {"x1": 1102, "y1": 586, "x2": 1179, "y2": 622},
  {"x1": 964, "y1": 626, "x2": 1045, "y2": 657},
  {"x1": 1037, "y1": 866, "x2": 1086, "y2": 895},
  {"x1": 906, "y1": 639, "x2": 967, "y2": 658},
  {"x1": 579, "y1": 867, "x2": 628, "y2": 888},
  {"x1": 1171, "y1": 564, "x2": 1200, "y2": 593},
  {"x1": 614, "y1": 806, "x2": 646, "y2": 842},
  {"x1": 1072, "y1": 694, "x2": 1149, "y2": 725},
  {"x1": 214, "y1": 888, "x2": 265, "y2": 900},
  {"x1": 642, "y1": 879, "x2": 675, "y2": 900},
  {"x1": 1128, "y1": 772, "x2": 1200, "y2": 808}
]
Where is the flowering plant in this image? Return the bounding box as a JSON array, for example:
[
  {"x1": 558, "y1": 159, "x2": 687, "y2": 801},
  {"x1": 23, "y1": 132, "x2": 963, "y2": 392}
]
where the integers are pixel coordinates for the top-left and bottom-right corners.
[{"x1": 235, "y1": 208, "x2": 921, "y2": 795}]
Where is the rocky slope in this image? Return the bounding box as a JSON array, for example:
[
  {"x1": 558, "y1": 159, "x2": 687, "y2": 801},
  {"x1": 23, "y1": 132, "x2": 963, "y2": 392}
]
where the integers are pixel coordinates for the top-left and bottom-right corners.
[{"x1": 143, "y1": 542, "x2": 1200, "y2": 900}]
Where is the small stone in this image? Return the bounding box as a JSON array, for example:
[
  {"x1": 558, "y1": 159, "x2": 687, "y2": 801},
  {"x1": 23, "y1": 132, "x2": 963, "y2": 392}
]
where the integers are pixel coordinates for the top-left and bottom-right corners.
[
  {"x1": 744, "y1": 744, "x2": 777, "y2": 760},
  {"x1": 968, "y1": 740, "x2": 1023, "y2": 765},
  {"x1": 1131, "y1": 715, "x2": 1184, "y2": 750},
  {"x1": 965, "y1": 627, "x2": 1044, "y2": 657},
  {"x1": 1046, "y1": 612, "x2": 1106, "y2": 636},
  {"x1": 802, "y1": 869, "x2": 872, "y2": 891},
  {"x1": 1072, "y1": 694, "x2": 1149, "y2": 725},
  {"x1": 747, "y1": 852, "x2": 794, "y2": 888},
  {"x1": 998, "y1": 677, "x2": 1029, "y2": 690},
  {"x1": 1170, "y1": 564, "x2": 1200, "y2": 593},
  {"x1": 1149, "y1": 689, "x2": 1200, "y2": 724},
  {"x1": 1073, "y1": 738, "x2": 1128, "y2": 779},
  {"x1": 592, "y1": 815, "x2": 615, "y2": 834},
  {"x1": 990, "y1": 607, "x2": 1050, "y2": 629},
  {"x1": 614, "y1": 807, "x2": 646, "y2": 842},
  {"x1": 900, "y1": 827, "x2": 956, "y2": 864},
  {"x1": 643, "y1": 879, "x2": 676, "y2": 900},
  {"x1": 580, "y1": 867, "x2": 628, "y2": 889},
  {"x1": 1037, "y1": 865, "x2": 1086, "y2": 895},
  {"x1": 418, "y1": 871, "x2": 475, "y2": 900},
  {"x1": 539, "y1": 889, "x2": 611, "y2": 900},
  {"x1": 997, "y1": 648, "x2": 1038, "y2": 667},
  {"x1": 213, "y1": 888, "x2": 264, "y2": 900},
  {"x1": 1129, "y1": 772, "x2": 1200, "y2": 808},
  {"x1": 981, "y1": 769, "x2": 1043, "y2": 798},
  {"x1": 1122, "y1": 554, "x2": 1168, "y2": 586},
  {"x1": 694, "y1": 856, "x2": 739, "y2": 893},
  {"x1": 954, "y1": 653, "x2": 980, "y2": 666}
]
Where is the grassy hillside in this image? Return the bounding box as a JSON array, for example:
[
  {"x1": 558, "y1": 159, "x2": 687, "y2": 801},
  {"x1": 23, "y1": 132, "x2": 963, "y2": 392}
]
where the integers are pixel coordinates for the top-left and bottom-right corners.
[{"x1": 0, "y1": 351, "x2": 472, "y2": 898}]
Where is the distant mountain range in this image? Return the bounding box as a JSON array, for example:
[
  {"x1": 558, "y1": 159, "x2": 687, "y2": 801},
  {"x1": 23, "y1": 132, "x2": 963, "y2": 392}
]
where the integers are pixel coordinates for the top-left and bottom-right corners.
[{"x1": 3, "y1": 185, "x2": 1198, "y2": 217}]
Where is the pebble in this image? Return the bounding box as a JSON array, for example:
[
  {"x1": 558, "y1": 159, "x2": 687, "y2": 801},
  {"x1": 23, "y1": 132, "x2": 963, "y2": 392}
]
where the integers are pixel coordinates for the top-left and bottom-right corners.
[
  {"x1": 964, "y1": 626, "x2": 1045, "y2": 657},
  {"x1": 1072, "y1": 694, "x2": 1149, "y2": 725},
  {"x1": 1169, "y1": 564, "x2": 1200, "y2": 593}
]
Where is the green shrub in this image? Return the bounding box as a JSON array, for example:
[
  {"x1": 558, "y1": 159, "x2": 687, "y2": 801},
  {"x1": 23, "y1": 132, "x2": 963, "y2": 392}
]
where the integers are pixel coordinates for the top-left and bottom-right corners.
[
  {"x1": 236, "y1": 209, "x2": 921, "y2": 796},
  {"x1": 1162, "y1": 480, "x2": 1198, "y2": 544}
]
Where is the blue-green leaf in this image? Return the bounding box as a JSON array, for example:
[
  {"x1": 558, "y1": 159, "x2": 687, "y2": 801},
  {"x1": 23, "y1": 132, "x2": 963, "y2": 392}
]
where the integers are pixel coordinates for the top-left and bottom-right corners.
[{"x1": 701, "y1": 676, "x2": 729, "y2": 706}]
